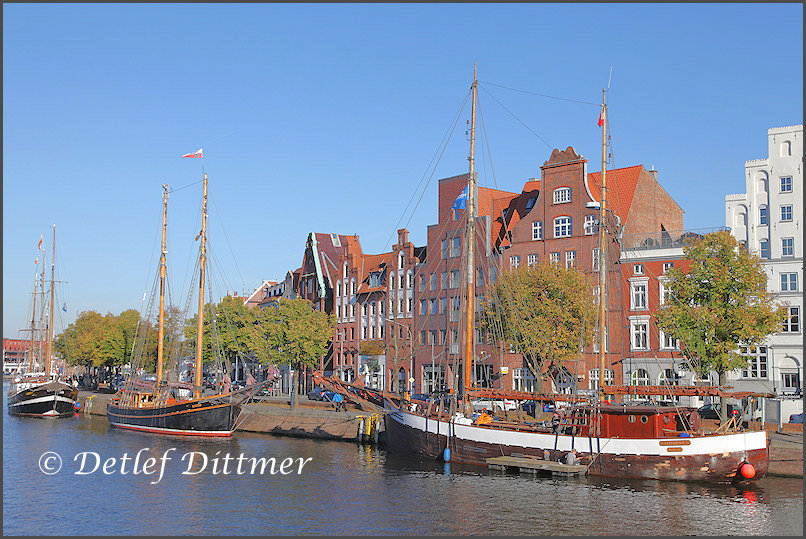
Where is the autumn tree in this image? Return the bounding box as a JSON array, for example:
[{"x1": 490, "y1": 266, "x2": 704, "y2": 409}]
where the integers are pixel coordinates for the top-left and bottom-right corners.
[
  {"x1": 481, "y1": 262, "x2": 597, "y2": 393},
  {"x1": 254, "y1": 297, "x2": 333, "y2": 370},
  {"x1": 655, "y1": 230, "x2": 784, "y2": 420}
]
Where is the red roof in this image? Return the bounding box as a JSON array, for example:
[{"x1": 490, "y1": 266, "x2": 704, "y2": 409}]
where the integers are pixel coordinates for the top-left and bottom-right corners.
[{"x1": 586, "y1": 165, "x2": 643, "y2": 221}]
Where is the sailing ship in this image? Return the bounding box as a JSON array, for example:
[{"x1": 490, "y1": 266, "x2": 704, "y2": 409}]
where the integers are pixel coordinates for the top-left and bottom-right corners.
[
  {"x1": 380, "y1": 69, "x2": 770, "y2": 483},
  {"x1": 107, "y1": 177, "x2": 270, "y2": 437},
  {"x1": 8, "y1": 226, "x2": 79, "y2": 418}
]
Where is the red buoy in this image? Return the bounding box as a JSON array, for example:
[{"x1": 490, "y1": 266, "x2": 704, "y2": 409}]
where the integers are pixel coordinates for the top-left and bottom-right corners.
[{"x1": 740, "y1": 462, "x2": 756, "y2": 479}]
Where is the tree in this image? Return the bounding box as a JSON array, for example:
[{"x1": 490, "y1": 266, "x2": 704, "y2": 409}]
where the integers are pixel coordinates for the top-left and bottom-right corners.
[
  {"x1": 481, "y1": 262, "x2": 597, "y2": 393},
  {"x1": 655, "y1": 230, "x2": 785, "y2": 421},
  {"x1": 254, "y1": 298, "x2": 333, "y2": 370}
]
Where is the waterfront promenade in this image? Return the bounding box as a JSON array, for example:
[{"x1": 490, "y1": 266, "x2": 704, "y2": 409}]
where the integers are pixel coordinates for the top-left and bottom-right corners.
[{"x1": 75, "y1": 390, "x2": 802, "y2": 478}]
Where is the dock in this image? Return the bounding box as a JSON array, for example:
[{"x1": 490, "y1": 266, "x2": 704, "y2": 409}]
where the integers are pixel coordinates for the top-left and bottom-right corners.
[{"x1": 486, "y1": 455, "x2": 587, "y2": 477}]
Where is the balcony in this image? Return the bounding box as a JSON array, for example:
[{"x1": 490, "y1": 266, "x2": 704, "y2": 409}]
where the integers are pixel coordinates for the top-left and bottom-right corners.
[{"x1": 621, "y1": 227, "x2": 728, "y2": 252}]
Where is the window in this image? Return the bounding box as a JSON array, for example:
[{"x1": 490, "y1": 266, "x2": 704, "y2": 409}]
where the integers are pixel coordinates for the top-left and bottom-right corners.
[
  {"x1": 532, "y1": 221, "x2": 542, "y2": 241},
  {"x1": 781, "y1": 176, "x2": 793, "y2": 192},
  {"x1": 430, "y1": 273, "x2": 437, "y2": 291},
  {"x1": 510, "y1": 255, "x2": 520, "y2": 269},
  {"x1": 631, "y1": 320, "x2": 649, "y2": 350},
  {"x1": 781, "y1": 273, "x2": 798, "y2": 292},
  {"x1": 631, "y1": 282, "x2": 648, "y2": 309},
  {"x1": 450, "y1": 297, "x2": 461, "y2": 322},
  {"x1": 441, "y1": 240, "x2": 447, "y2": 259},
  {"x1": 782, "y1": 372, "x2": 800, "y2": 394},
  {"x1": 369, "y1": 302, "x2": 376, "y2": 316},
  {"x1": 439, "y1": 297, "x2": 447, "y2": 314},
  {"x1": 741, "y1": 346, "x2": 768, "y2": 379},
  {"x1": 659, "y1": 281, "x2": 671, "y2": 305},
  {"x1": 663, "y1": 262, "x2": 673, "y2": 273},
  {"x1": 759, "y1": 205, "x2": 768, "y2": 225},
  {"x1": 659, "y1": 369, "x2": 680, "y2": 387},
  {"x1": 439, "y1": 329, "x2": 446, "y2": 345},
  {"x1": 566, "y1": 250, "x2": 576, "y2": 268},
  {"x1": 634, "y1": 264, "x2": 644, "y2": 275},
  {"x1": 512, "y1": 368, "x2": 536, "y2": 392},
  {"x1": 782, "y1": 238, "x2": 794, "y2": 257},
  {"x1": 782, "y1": 306, "x2": 800, "y2": 333},
  {"x1": 429, "y1": 330, "x2": 438, "y2": 345},
  {"x1": 441, "y1": 272, "x2": 447, "y2": 289},
  {"x1": 525, "y1": 196, "x2": 537, "y2": 211},
  {"x1": 630, "y1": 369, "x2": 650, "y2": 386},
  {"x1": 550, "y1": 252, "x2": 559, "y2": 264},
  {"x1": 781, "y1": 205, "x2": 793, "y2": 222},
  {"x1": 583, "y1": 215, "x2": 598, "y2": 235},
  {"x1": 554, "y1": 216, "x2": 572, "y2": 238},
  {"x1": 398, "y1": 273, "x2": 405, "y2": 288},
  {"x1": 399, "y1": 298, "x2": 405, "y2": 313},
  {"x1": 420, "y1": 299, "x2": 426, "y2": 315},
  {"x1": 450, "y1": 237, "x2": 460, "y2": 258},
  {"x1": 553, "y1": 187, "x2": 572, "y2": 204},
  {"x1": 527, "y1": 253, "x2": 538, "y2": 267},
  {"x1": 398, "y1": 251, "x2": 405, "y2": 270},
  {"x1": 418, "y1": 275, "x2": 425, "y2": 291},
  {"x1": 343, "y1": 263, "x2": 349, "y2": 279},
  {"x1": 588, "y1": 369, "x2": 614, "y2": 391},
  {"x1": 449, "y1": 270, "x2": 460, "y2": 288},
  {"x1": 592, "y1": 326, "x2": 608, "y2": 352},
  {"x1": 419, "y1": 330, "x2": 427, "y2": 345},
  {"x1": 407, "y1": 271, "x2": 414, "y2": 289},
  {"x1": 760, "y1": 239, "x2": 771, "y2": 259},
  {"x1": 423, "y1": 365, "x2": 446, "y2": 394},
  {"x1": 361, "y1": 326, "x2": 367, "y2": 339},
  {"x1": 430, "y1": 299, "x2": 437, "y2": 315},
  {"x1": 369, "y1": 325, "x2": 375, "y2": 339},
  {"x1": 659, "y1": 329, "x2": 679, "y2": 350},
  {"x1": 592, "y1": 248, "x2": 600, "y2": 272}
]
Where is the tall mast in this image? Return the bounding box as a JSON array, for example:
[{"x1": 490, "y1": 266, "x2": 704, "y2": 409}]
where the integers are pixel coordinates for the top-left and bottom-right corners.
[
  {"x1": 194, "y1": 173, "x2": 208, "y2": 398},
  {"x1": 156, "y1": 184, "x2": 169, "y2": 386},
  {"x1": 597, "y1": 89, "x2": 608, "y2": 402},
  {"x1": 463, "y1": 64, "x2": 478, "y2": 397},
  {"x1": 45, "y1": 225, "x2": 56, "y2": 378},
  {"x1": 28, "y1": 266, "x2": 38, "y2": 374}
]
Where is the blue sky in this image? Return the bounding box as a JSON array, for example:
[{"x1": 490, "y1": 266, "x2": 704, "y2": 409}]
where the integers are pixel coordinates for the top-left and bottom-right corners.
[{"x1": 3, "y1": 3, "x2": 803, "y2": 338}]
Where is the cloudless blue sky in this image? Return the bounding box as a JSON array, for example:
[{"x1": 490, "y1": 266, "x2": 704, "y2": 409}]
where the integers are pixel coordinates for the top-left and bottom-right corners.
[{"x1": 3, "y1": 3, "x2": 803, "y2": 337}]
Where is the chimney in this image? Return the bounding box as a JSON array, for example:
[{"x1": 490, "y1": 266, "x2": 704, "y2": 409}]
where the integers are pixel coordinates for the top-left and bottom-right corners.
[
  {"x1": 649, "y1": 166, "x2": 658, "y2": 181},
  {"x1": 397, "y1": 228, "x2": 408, "y2": 246}
]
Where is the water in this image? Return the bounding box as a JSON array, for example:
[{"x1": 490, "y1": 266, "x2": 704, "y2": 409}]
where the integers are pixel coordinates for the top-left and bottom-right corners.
[{"x1": 3, "y1": 385, "x2": 803, "y2": 536}]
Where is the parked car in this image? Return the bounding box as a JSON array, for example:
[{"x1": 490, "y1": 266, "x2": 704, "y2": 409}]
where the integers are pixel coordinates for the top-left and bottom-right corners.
[
  {"x1": 471, "y1": 398, "x2": 518, "y2": 412},
  {"x1": 789, "y1": 412, "x2": 803, "y2": 424},
  {"x1": 307, "y1": 387, "x2": 329, "y2": 401},
  {"x1": 110, "y1": 374, "x2": 125, "y2": 392},
  {"x1": 697, "y1": 403, "x2": 741, "y2": 420}
]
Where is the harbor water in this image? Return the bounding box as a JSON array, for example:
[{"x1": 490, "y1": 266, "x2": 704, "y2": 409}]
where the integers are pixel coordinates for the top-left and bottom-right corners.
[{"x1": 3, "y1": 385, "x2": 803, "y2": 536}]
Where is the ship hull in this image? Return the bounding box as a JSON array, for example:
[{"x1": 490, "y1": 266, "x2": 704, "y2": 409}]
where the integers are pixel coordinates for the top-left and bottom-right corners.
[
  {"x1": 7, "y1": 380, "x2": 79, "y2": 418},
  {"x1": 384, "y1": 407, "x2": 769, "y2": 483},
  {"x1": 106, "y1": 397, "x2": 242, "y2": 437}
]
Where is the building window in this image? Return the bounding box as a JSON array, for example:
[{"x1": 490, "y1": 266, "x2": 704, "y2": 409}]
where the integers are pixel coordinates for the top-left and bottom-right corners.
[
  {"x1": 532, "y1": 221, "x2": 542, "y2": 241},
  {"x1": 439, "y1": 329, "x2": 446, "y2": 345},
  {"x1": 525, "y1": 196, "x2": 537, "y2": 211},
  {"x1": 659, "y1": 281, "x2": 672, "y2": 305},
  {"x1": 450, "y1": 297, "x2": 461, "y2": 322},
  {"x1": 782, "y1": 306, "x2": 800, "y2": 333},
  {"x1": 550, "y1": 252, "x2": 559, "y2": 264},
  {"x1": 565, "y1": 250, "x2": 576, "y2": 269},
  {"x1": 631, "y1": 282, "x2": 648, "y2": 309},
  {"x1": 781, "y1": 176, "x2": 793, "y2": 192},
  {"x1": 449, "y1": 270, "x2": 460, "y2": 288},
  {"x1": 760, "y1": 239, "x2": 771, "y2": 259},
  {"x1": 553, "y1": 187, "x2": 572, "y2": 204},
  {"x1": 740, "y1": 346, "x2": 768, "y2": 379},
  {"x1": 527, "y1": 253, "x2": 538, "y2": 267},
  {"x1": 343, "y1": 263, "x2": 349, "y2": 279},
  {"x1": 430, "y1": 273, "x2": 437, "y2": 291},
  {"x1": 361, "y1": 326, "x2": 367, "y2": 339},
  {"x1": 663, "y1": 262, "x2": 673, "y2": 273},
  {"x1": 441, "y1": 240, "x2": 447, "y2": 259},
  {"x1": 554, "y1": 216, "x2": 572, "y2": 238},
  {"x1": 631, "y1": 320, "x2": 649, "y2": 350},
  {"x1": 407, "y1": 271, "x2": 414, "y2": 289},
  {"x1": 782, "y1": 238, "x2": 794, "y2": 257},
  {"x1": 781, "y1": 273, "x2": 798, "y2": 292},
  {"x1": 430, "y1": 299, "x2": 437, "y2": 315},
  {"x1": 441, "y1": 272, "x2": 447, "y2": 289},
  {"x1": 450, "y1": 237, "x2": 460, "y2": 258},
  {"x1": 583, "y1": 215, "x2": 598, "y2": 235},
  {"x1": 591, "y1": 248, "x2": 600, "y2": 272},
  {"x1": 512, "y1": 368, "x2": 536, "y2": 392},
  {"x1": 588, "y1": 369, "x2": 614, "y2": 391},
  {"x1": 592, "y1": 326, "x2": 608, "y2": 352},
  {"x1": 782, "y1": 372, "x2": 800, "y2": 395},
  {"x1": 420, "y1": 299, "x2": 427, "y2": 315},
  {"x1": 781, "y1": 205, "x2": 793, "y2": 222},
  {"x1": 759, "y1": 205, "x2": 768, "y2": 225},
  {"x1": 634, "y1": 264, "x2": 644, "y2": 275},
  {"x1": 630, "y1": 369, "x2": 650, "y2": 386},
  {"x1": 659, "y1": 329, "x2": 679, "y2": 350},
  {"x1": 510, "y1": 255, "x2": 520, "y2": 269},
  {"x1": 399, "y1": 298, "x2": 405, "y2": 314}
]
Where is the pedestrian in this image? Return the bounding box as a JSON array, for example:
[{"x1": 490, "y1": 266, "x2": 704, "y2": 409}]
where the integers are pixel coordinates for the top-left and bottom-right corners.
[
  {"x1": 332, "y1": 392, "x2": 345, "y2": 411},
  {"x1": 551, "y1": 411, "x2": 561, "y2": 434}
]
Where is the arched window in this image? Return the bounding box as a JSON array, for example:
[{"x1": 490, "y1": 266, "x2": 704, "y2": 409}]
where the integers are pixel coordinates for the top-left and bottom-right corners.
[
  {"x1": 553, "y1": 187, "x2": 572, "y2": 204},
  {"x1": 398, "y1": 251, "x2": 405, "y2": 270},
  {"x1": 336, "y1": 279, "x2": 341, "y2": 297},
  {"x1": 554, "y1": 216, "x2": 572, "y2": 238},
  {"x1": 734, "y1": 206, "x2": 747, "y2": 227},
  {"x1": 630, "y1": 369, "x2": 650, "y2": 386},
  {"x1": 350, "y1": 277, "x2": 356, "y2": 296}
]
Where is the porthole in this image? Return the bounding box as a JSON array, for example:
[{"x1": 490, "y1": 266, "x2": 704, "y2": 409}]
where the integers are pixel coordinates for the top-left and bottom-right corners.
[
  {"x1": 628, "y1": 415, "x2": 636, "y2": 423},
  {"x1": 640, "y1": 415, "x2": 649, "y2": 424},
  {"x1": 663, "y1": 416, "x2": 671, "y2": 424}
]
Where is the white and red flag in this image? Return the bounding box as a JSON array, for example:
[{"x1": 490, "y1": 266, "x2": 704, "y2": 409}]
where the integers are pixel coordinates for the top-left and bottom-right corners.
[
  {"x1": 597, "y1": 108, "x2": 605, "y2": 127},
  {"x1": 182, "y1": 148, "x2": 203, "y2": 158}
]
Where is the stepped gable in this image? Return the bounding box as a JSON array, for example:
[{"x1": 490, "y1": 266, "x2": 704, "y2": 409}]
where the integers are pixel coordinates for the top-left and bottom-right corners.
[{"x1": 543, "y1": 146, "x2": 582, "y2": 167}]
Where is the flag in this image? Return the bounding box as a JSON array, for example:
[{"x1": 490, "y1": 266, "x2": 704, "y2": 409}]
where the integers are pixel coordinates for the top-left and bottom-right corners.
[
  {"x1": 62, "y1": 303, "x2": 67, "y2": 313},
  {"x1": 37, "y1": 235, "x2": 43, "y2": 250},
  {"x1": 182, "y1": 148, "x2": 203, "y2": 158},
  {"x1": 34, "y1": 257, "x2": 38, "y2": 265},
  {"x1": 597, "y1": 108, "x2": 604, "y2": 127},
  {"x1": 451, "y1": 186, "x2": 468, "y2": 210}
]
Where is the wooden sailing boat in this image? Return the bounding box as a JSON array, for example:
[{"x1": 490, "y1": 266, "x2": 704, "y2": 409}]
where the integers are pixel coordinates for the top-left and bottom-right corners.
[
  {"x1": 8, "y1": 226, "x2": 79, "y2": 418},
  {"x1": 381, "y1": 70, "x2": 770, "y2": 483},
  {"x1": 106, "y1": 177, "x2": 269, "y2": 436}
]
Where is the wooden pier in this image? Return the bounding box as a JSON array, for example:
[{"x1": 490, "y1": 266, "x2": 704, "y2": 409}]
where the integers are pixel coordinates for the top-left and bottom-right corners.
[{"x1": 486, "y1": 456, "x2": 587, "y2": 477}]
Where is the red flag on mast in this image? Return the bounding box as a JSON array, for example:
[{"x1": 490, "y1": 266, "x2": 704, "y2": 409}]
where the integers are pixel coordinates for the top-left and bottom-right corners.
[
  {"x1": 597, "y1": 109, "x2": 604, "y2": 127},
  {"x1": 182, "y1": 148, "x2": 203, "y2": 158}
]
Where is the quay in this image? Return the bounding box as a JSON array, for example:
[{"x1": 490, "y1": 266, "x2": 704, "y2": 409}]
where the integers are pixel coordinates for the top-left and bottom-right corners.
[{"x1": 75, "y1": 391, "x2": 800, "y2": 478}]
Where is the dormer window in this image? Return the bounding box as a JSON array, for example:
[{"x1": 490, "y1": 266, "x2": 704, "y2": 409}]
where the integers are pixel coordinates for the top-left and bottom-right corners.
[
  {"x1": 525, "y1": 196, "x2": 537, "y2": 210},
  {"x1": 553, "y1": 187, "x2": 571, "y2": 204},
  {"x1": 634, "y1": 264, "x2": 644, "y2": 275}
]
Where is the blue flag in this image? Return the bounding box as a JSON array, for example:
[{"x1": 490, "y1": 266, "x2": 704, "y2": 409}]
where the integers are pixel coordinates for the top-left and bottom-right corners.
[
  {"x1": 62, "y1": 303, "x2": 67, "y2": 312},
  {"x1": 451, "y1": 186, "x2": 468, "y2": 210}
]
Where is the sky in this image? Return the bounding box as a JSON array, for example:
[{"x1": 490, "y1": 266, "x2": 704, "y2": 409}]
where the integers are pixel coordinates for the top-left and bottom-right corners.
[{"x1": 3, "y1": 3, "x2": 803, "y2": 338}]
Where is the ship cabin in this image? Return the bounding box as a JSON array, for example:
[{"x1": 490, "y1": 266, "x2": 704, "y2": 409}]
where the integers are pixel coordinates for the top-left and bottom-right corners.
[{"x1": 567, "y1": 405, "x2": 696, "y2": 439}]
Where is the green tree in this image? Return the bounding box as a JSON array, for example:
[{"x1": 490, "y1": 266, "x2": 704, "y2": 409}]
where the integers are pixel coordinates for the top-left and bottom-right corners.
[
  {"x1": 655, "y1": 230, "x2": 784, "y2": 420},
  {"x1": 255, "y1": 297, "x2": 333, "y2": 370},
  {"x1": 481, "y1": 262, "x2": 597, "y2": 393}
]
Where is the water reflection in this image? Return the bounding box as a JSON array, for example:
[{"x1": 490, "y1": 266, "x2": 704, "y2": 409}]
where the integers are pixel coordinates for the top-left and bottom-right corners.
[{"x1": 3, "y1": 391, "x2": 803, "y2": 536}]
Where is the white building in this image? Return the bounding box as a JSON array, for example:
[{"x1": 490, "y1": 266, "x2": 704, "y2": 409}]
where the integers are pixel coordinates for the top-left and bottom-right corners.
[{"x1": 725, "y1": 124, "x2": 803, "y2": 422}]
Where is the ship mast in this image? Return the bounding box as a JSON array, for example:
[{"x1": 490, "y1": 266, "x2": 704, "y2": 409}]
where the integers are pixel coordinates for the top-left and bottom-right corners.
[
  {"x1": 28, "y1": 267, "x2": 38, "y2": 374},
  {"x1": 463, "y1": 64, "x2": 478, "y2": 399},
  {"x1": 156, "y1": 184, "x2": 169, "y2": 386},
  {"x1": 45, "y1": 225, "x2": 56, "y2": 379},
  {"x1": 194, "y1": 173, "x2": 208, "y2": 398},
  {"x1": 597, "y1": 89, "x2": 608, "y2": 402}
]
